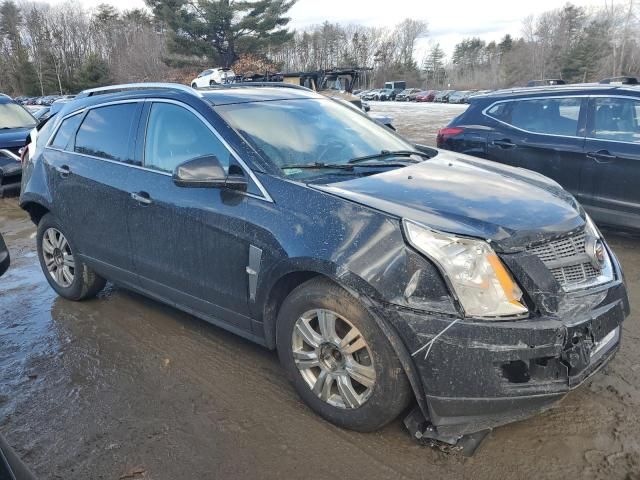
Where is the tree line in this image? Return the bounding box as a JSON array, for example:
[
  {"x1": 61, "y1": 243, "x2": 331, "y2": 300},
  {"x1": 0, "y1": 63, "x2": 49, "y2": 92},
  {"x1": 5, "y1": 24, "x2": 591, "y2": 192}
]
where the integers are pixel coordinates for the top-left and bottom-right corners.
[
  {"x1": 0, "y1": 0, "x2": 638, "y2": 96},
  {"x1": 444, "y1": 2, "x2": 640, "y2": 89}
]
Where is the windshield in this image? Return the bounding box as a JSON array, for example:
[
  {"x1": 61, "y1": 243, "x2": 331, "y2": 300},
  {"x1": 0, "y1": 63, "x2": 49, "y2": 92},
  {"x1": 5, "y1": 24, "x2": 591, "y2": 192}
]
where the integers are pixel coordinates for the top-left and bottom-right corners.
[
  {"x1": 216, "y1": 98, "x2": 415, "y2": 180},
  {"x1": 0, "y1": 102, "x2": 36, "y2": 129}
]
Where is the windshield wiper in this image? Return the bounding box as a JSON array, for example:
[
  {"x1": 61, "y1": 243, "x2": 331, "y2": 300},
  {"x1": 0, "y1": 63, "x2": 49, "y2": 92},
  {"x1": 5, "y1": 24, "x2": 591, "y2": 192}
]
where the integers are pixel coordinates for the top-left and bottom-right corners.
[
  {"x1": 281, "y1": 162, "x2": 355, "y2": 171},
  {"x1": 348, "y1": 150, "x2": 428, "y2": 164}
]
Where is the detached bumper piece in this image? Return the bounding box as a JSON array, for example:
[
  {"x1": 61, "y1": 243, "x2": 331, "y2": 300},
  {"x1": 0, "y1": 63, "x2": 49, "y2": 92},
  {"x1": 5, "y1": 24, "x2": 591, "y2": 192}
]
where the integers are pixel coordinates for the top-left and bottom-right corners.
[{"x1": 404, "y1": 407, "x2": 490, "y2": 456}]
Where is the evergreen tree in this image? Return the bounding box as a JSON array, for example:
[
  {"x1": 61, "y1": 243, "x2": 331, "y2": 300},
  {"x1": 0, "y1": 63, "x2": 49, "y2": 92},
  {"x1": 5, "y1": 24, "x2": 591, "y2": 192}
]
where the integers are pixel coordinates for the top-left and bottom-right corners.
[
  {"x1": 147, "y1": 0, "x2": 296, "y2": 67},
  {"x1": 422, "y1": 43, "x2": 445, "y2": 87},
  {"x1": 74, "y1": 54, "x2": 112, "y2": 90},
  {"x1": 498, "y1": 34, "x2": 513, "y2": 55}
]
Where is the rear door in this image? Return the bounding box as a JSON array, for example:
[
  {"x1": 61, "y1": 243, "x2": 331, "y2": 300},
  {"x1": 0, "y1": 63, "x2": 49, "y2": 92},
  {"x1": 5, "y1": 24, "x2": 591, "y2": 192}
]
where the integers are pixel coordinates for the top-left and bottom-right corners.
[
  {"x1": 484, "y1": 96, "x2": 588, "y2": 199},
  {"x1": 125, "y1": 100, "x2": 252, "y2": 329},
  {"x1": 581, "y1": 96, "x2": 640, "y2": 229},
  {"x1": 44, "y1": 101, "x2": 141, "y2": 283}
]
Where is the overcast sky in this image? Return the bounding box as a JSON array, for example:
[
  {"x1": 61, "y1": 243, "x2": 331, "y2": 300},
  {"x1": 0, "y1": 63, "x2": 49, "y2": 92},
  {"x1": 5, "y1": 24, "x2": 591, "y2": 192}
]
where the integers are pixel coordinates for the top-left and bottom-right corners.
[{"x1": 48, "y1": 0, "x2": 608, "y2": 58}]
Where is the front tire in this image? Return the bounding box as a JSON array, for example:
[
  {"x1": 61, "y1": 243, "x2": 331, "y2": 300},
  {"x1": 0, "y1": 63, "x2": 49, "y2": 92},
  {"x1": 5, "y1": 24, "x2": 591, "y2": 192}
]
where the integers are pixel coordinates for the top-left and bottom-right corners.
[
  {"x1": 37, "y1": 213, "x2": 106, "y2": 301},
  {"x1": 276, "y1": 277, "x2": 411, "y2": 432}
]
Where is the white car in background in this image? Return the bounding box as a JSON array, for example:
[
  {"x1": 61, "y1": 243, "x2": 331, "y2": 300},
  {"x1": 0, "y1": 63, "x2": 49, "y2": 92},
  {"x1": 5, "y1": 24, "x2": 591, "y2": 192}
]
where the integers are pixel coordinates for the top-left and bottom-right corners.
[{"x1": 191, "y1": 68, "x2": 236, "y2": 88}]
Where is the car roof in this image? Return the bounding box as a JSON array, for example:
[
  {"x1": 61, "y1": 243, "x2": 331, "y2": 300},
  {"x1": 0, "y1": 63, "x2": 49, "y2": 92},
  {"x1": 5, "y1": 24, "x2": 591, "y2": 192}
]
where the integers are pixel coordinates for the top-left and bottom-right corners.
[
  {"x1": 54, "y1": 83, "x2": 325, "y2": 118},
  {"x1": 470, "y1": 83, "x2": 640, "y2": 102}
]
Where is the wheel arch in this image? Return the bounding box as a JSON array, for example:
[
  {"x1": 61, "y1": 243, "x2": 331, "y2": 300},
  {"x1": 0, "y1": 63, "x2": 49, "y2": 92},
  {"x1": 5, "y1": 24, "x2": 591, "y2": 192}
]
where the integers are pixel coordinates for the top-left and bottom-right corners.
[
  {"x1": 262, "y1": 265, "x2": 431, "y2": 423},
  {"x1": 21, "y1": 200, "x2": 50, "y2": 226}
]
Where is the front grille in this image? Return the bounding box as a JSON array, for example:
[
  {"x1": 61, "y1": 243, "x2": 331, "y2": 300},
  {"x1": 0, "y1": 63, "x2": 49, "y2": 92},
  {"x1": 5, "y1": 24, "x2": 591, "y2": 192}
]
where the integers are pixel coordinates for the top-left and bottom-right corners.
[{"x1": 527, "y1": 230, "x2": 600, "y2": 288}]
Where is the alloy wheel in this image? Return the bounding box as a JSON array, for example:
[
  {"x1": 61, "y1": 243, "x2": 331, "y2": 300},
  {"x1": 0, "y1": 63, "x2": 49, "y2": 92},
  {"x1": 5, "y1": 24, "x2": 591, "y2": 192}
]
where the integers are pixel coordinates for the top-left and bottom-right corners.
[
  {"x1": 292, "y1": 309, "x2": 376, "y2": 409},
  {"x1": 42, "y1": 228, "x2": 75, "y2": 288}
]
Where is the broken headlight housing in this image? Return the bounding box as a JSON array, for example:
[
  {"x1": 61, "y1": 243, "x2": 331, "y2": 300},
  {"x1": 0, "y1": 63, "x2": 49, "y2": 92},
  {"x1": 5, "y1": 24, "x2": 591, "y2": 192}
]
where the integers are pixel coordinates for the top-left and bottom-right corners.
[{"x1": 403, "y1": 220, "x2": 528, "y2": 319}]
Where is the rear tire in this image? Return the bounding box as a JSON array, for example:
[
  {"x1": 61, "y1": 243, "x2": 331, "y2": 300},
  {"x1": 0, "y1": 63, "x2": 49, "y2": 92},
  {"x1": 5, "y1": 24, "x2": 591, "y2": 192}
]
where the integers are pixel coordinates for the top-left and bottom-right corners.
[
  {"x1": 36, "y1": 213, "x2": 106, "y2": 301},
  {"x1": 276, "y1": 277, "x2": 411, "y2": 432},
  {"x1": 191, "y1": 83, "x2": 197, "y2": 88}
]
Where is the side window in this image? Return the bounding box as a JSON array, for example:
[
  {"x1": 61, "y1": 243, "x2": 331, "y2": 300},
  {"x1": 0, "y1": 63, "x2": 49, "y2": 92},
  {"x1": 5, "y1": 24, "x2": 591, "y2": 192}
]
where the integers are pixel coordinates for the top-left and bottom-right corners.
[
  {"x1": 488, "y1": 98, "x2": 582, "y2": 136},
  {"x1": 591, "y1": 97, "x2": 640, "y2": 143},
  {"x1": 486, "y1": 102, "x2": 509, "y2": 123},
  {"x1": 144, "y1": 102, "x2": 232, "y2": 174},
  {"x1": 75, "y1": 103, "x2": 138, "y2": 162},
  {"x1": 50, "y1": 113, "x2": 83, "y2": 150}
]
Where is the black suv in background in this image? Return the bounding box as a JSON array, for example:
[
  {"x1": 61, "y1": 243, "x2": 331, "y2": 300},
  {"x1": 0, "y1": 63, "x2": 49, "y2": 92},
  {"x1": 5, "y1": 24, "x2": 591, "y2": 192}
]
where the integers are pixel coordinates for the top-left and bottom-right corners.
[
  {"x1": 437, "y1": 84, "x2": 640, "y2": 231},
  {"x1": 0, "y1": 94, "x2": 36, "y2": 197},
  {"x1": 20, "y1": 83, "x2": 629, "y2": 451}
]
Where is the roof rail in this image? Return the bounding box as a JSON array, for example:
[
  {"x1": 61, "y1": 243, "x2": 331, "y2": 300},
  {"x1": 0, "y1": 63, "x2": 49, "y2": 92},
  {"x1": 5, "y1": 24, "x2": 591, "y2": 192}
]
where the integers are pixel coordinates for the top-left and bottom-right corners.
[{"x1": 77, "y1": 82, "x2": 202, "y2": 98}]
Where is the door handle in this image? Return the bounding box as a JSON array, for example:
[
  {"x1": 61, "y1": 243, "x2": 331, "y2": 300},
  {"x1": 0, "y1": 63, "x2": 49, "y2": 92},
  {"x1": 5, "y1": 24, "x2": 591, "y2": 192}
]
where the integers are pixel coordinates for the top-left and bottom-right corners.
[
  {"x1": 55, "y1": 165, "x2": 71, "y2": 177},
  {"x1": 131, "y1": 191, "x2": 152, "y2": 205},
  {"x1": 492, "y1": 139, "x2": 516, "y2": 149},
  {"x1": 586, "y1": 150, "x2": 617, "y2": 163}
]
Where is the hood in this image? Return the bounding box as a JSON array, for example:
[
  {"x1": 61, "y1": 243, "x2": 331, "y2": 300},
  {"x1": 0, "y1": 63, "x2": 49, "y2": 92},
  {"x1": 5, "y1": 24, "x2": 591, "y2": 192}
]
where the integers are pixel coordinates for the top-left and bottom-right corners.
[
  {"x1": 314, "y1": 151, "x2": 585, "y2": 251},
  {"x1": 0, "y1": 127, "x2": 32, "y2": 150}
]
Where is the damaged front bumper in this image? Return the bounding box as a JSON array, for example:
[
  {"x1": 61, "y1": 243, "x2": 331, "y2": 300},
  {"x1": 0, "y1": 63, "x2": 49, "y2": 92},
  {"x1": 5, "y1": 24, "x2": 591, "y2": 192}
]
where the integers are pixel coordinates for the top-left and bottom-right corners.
[{"x1": 380, "y1": 274, "x2": 629, "y2": 445}]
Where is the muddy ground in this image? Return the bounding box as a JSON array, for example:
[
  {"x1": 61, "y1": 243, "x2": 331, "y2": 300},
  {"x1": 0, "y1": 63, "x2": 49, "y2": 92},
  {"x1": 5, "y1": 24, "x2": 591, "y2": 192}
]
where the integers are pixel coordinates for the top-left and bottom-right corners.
[{"x1": 1, "y1": 102, "x2": 639, "y2": 479}]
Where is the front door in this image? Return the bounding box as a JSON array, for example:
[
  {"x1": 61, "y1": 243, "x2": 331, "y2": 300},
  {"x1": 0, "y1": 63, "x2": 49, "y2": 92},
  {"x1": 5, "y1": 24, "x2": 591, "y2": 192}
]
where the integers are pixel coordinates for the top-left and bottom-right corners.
[
  {"x1": 126, "y1": 100, "x2": 251, "y2": 329},
  {"x1": 581, "y1": 96, "x2": 640, "y2": 229}
]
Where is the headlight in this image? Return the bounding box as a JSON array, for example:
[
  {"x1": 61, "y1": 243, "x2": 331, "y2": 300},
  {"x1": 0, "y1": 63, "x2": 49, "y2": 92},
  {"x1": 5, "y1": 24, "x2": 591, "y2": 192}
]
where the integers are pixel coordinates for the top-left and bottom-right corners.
[
  {"x1": 583, "y1": 213, "x2": 615, "y2": 285},
  {"x1": 403, "y1": 220, "x2": 528, "y2": 319}
]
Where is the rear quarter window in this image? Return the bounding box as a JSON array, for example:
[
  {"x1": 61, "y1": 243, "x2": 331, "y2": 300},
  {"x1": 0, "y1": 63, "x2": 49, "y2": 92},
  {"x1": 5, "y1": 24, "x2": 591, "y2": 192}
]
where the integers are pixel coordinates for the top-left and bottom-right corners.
[{"x1": 50, "y1": 113, "x2": 83, "y2": 150}]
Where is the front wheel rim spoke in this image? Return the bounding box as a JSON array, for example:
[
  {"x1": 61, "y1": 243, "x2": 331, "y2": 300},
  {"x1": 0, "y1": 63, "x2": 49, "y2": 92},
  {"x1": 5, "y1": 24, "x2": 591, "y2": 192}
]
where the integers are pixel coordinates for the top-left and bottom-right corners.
[
  {"x1": 63, "y1": 255, "x2": 75, "y2": 268},
  {"x1": 336, "y1": 375, "x2": 360, "y2": 408},
  {"x1": 45, "y1": 256, "x2": 56, "y2": 269},
  {"x1": 320, "y1": 373, "x2": 334, "y2": 401},
  {"x1": 346, "y1": 362, "x2": 376, "y2": 388},
  {"x1": 317, "y1": 310, "x2": 337, "y2": 342},
  {"x1": 58, "y1": 235, "x2": 68, "y2": 251},
  {"x1": 295, "y1": 319, "x2": 322, "y2": 348},
  {"x1": 62, "y1": 266, "x2": 74, "y2": 284},
  {"x1": 342, "y1": 336, "x2": 367, "y2": 354},
  {"x1": 43, "y1": 239, "x2": 54, "y2": 254},
  {"x1": 312, "y1": 369, "x2": 329, "y2": 396},
  {"x1": 54, "y1": 267, "x2": 63, "y2": 284},
  {"x1": 46, "y1": 230, "x2": 56, "y2": 247},
  {"x1": 293, "y1": 350, "x2": 320, "y2": 369}
]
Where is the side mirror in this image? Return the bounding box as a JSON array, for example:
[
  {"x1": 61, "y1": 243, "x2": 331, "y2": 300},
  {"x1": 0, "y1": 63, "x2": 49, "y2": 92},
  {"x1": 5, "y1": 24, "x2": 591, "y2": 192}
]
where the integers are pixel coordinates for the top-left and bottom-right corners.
[{"x1": 173, "y1": 155, "x2": 247, "y2": 191}]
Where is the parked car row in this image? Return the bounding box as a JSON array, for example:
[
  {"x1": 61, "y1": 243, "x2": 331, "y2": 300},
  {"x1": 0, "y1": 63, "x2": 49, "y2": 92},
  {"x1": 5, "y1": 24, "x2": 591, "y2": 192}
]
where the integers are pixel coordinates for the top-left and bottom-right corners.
[
  {"x1": 355, "y1": 88, "x2": 493, "y2": 104},
  {"x1": 15, "y1": 94, "x2": 75, "y2": 106}
]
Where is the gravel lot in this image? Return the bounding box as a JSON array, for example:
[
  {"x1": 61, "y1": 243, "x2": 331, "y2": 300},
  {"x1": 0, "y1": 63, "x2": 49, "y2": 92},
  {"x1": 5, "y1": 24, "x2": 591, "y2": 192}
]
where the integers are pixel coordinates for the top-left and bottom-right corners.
[{"x1": 1, "y1": 101, "x2": 639, "y2": 479}]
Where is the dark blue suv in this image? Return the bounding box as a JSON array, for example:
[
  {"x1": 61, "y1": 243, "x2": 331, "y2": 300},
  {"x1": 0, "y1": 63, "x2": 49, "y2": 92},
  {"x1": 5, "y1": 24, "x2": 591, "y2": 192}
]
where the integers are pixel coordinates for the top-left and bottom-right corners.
[
  {"x1": 19, "y1": 83, "x2": 629, "y2": 451},
  {"x1": 438, "y1": 84, "x2": 640, "y2": 231}
]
